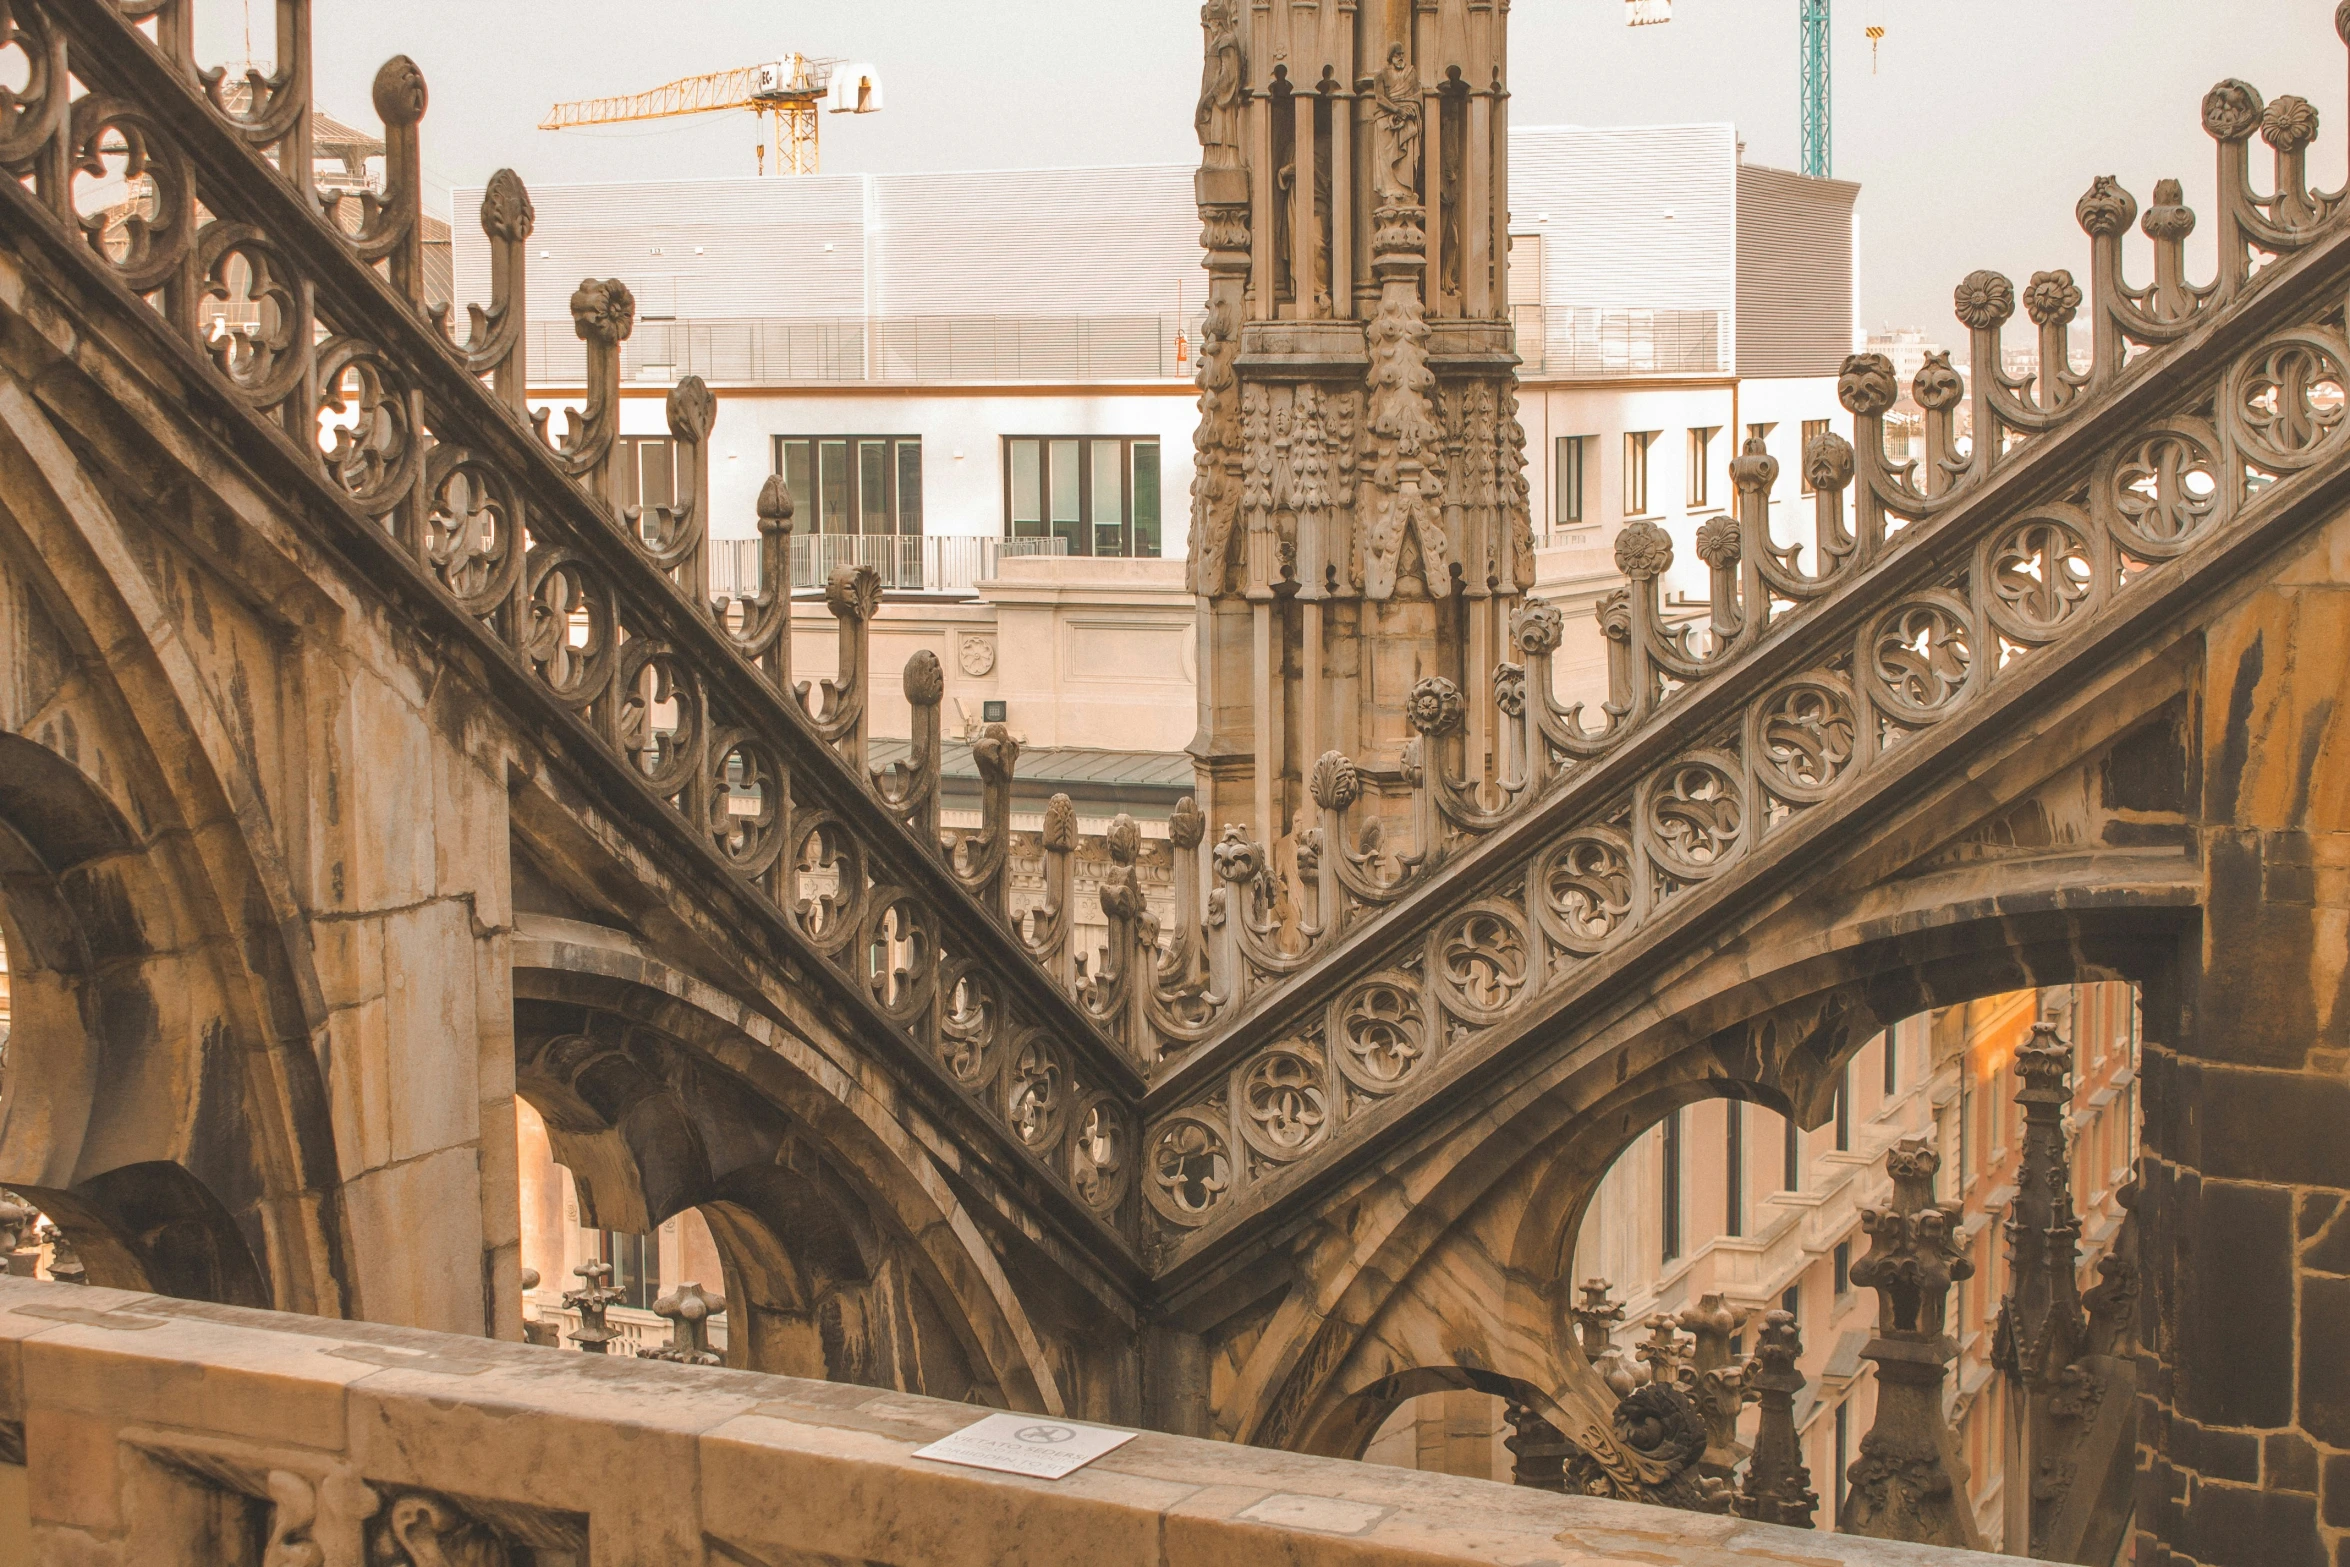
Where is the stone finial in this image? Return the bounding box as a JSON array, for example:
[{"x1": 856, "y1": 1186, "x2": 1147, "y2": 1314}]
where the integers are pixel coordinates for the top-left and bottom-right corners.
[
  {"x1": 1612, "y1": 518, "x2": 1672, "y2": 580},
  {"x1": 1735, "y1": 1309, "x2": 1819, "y2": 1528},
  {"x1": 2200, "y1": 78, "x2": 2265, "y2": 143},
  {"x1": 1951, "y1": 270, "x2": 2016, "y2": 332},
  {"x1": 1309, "y1": 751, "x2": 1362, "y2": 813},
  {"x1": 2262, "y1": 94, "x2": 2319, "y2": 156},
  {"x1": 642, "y1": 1282, "x2": 727, "y2": 1366},
  {"x1": 1837, "y1": 353, "x2": 1899, "y2": 418},
  {"x1": 2142, "y1": 179, "x2": 2196, "y2": 242},
  {"x1": 755, "y1": 473, "x2": 796, "y2": 533},
  {"x1": 903, "y1": 648, "x2": 944, "y2": 707},
  {"x1": 1167, "y1": 795, "x2": 1205, "y2": 850},
  {"x1": 1510, "y1": 598, "x2": 1565, "y2": 657},
  {"x1": 518, "y1": 1267, "x2": 540, "y2": 1293},
  {"x1": 2023, "y1": 269, "x2": 2083, "y2": 329},
  {"x1": 1405, "y1": 676, "x2": 1464, "y2": 737},
  {"x1": 1803, "y1": 430, "x2": 1855, "y2": 494},
  {"x1": 665, "y1": 375, "x2": 717, "y2": 443},
  {"x1": 0, "y1": 1193, "x2": 35, "y2": 1255},
  {"x1": 1492, "y1": 660, "x2": 1526, "y2": 718},
  {"x1": 1728, "y1": 435, "x2": 1779, "y2": 496},
  {"x1": 1635, "y1": 1313, "x2": 1690, "y2": 1387},
  {"x1": 1211, "y1": 826, "x2": 1262, "y2": 885},
  {"x1": 1693, "y1": 516, "x2": 1740, "y2": 570},
  {"x1": 1042, "y1": 793, "x2": 1079, "y2": 853},
  {"x1": 568, "y1": 278, "x2": 636, "y2": 346},
  {"x1": 371, "y1": 54, "x2": 428, "y2": 127},
  {"x1": 971, "y1": 721, "x2": 1021, "y2": 786},
  {"x1": 2076, "y1": 175, "x2": 2137, "y2": 238},
  {"x1": 824, "y1": 563, "x2": 881, "y2": 622},
  {"x1": 480, "y1": 168, "x2": 536, "y2": 243},
  {"x1": 1912, "y1": 351, "x2": 1964, "y2": 413},
  {"x1": 563, "y1": 1259, "x2": 622, "y2": 1354},
  {"x1": 40, "y1": 1221, "x2": 85, "y2": 1285},
  {"x1": 1105, "y1": 812, "x2": 1141, "y2": 867}
]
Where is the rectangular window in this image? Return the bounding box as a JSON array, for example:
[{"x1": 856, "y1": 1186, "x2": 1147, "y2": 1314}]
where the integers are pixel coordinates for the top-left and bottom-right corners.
[
  {"x1": 1725, "y1": 1101, "x2": 1745, "y2": 1238},
  {"x1": 1834, "y1": 1066, "x2": 1852, "y2": 1152},
  {"x1": 1661, "y1": 1108, "x2": 1684, "y2": 1263},
  {"x1": 1834, "y1": 1240, "x2": 1852, "y2": 1297},
  {"x1": 1555, "y1": 435, "x2": 1589, "y2": 526},
  {"x1": 1799, "y1": 418, "x2": 1832, "y2": 494},
  {"x1": 1624, "y1": 431, "x2": 1656, "y2": 516},
  {"x1": 1783, "y1": 1112, "x2": 1800, "y2": 1192},
  {"x1": 773, "y1": 435, "x2": 924, "y2": 536},
  {"x1": 618, "y1": 436, "x2": 678, "y2": 516},
  {"x1": 1781, "y1": 1282, "x2": 1801, "y2": 1325},
  {"x1": 1000, "y1": 436, "x2": 1164, "y2": 557},
  {"x1": 1883, "y1": 1024, "x2": 1899, "y2": 1097},
  {"x1": 1687, "y1": 426, "x2": 1717, "y2": 509},
  {"x1": 1132, "y1": 441, "x2": 1162, "y2": 557},
  {"x1": 1745, "y1": 420, "x2": 1775, "y2": 451},
  {"x1": 1834, "y1": 1400, "x2": 1851, "y2": 1525},
  {"x1": 600, "y1": 1230, "x2": 660, "y2": 1313}
]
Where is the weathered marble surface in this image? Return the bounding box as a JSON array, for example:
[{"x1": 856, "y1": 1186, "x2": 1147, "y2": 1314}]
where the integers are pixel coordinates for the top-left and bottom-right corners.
[{"x1": 0, "y1": 1277, "x2": 2010, "y2": 1565}]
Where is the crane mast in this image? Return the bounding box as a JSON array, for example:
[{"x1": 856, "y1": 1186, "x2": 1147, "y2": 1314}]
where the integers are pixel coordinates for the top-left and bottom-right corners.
[{"x1": 1799, "y1": 0, "x2": 1831, "y2": 177}]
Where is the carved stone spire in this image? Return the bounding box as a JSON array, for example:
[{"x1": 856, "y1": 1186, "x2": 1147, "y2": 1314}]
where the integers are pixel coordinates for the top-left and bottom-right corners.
[
  {"x1": 1733, "y1": 1309, "x2": 1818, "y2": 1528},
  {"x1": 1839, "y1": 1138, "x2": 1982, "y2": 1549}
]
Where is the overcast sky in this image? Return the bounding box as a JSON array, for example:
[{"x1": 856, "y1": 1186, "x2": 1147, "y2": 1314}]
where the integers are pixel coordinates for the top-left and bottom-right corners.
[{"x1": 211, "y1": 0, "x2": 2334, "y2": 339}]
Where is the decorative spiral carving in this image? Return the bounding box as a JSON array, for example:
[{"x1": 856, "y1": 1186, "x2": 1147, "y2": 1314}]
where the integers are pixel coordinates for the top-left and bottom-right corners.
[
  {"x1": 863, "y1": 892, "x2": 931, "y2": 1021},
  {"x1": 1645, "y1": 758, "x2": 1744, "y2": 879},
  {"x1": 1236, "y1": 1049, "x2": 1329, "y2": 1160},
  {"x1": 1533, "y1": 831, "x2": 1634, "y2": 955},
  {"x1": 1007, "y1": 1034, "x2": 1064, "y2": 1149},
  {"x1": 1511, "y1": 598, "x2": 1566, "y2": 656},
  {"x1": 1693, "y1": 516, "x2": 1740, "y2": 570},
  {"x1": 2023, "y1": 270, "x2": 2082, "y2": 329},
  {"x1": 2226, "y1": 332, "x2": 2349, "y2": 471},
  {"x1": 1983, "y1": 513, "x2": 2096, "y2": 643},
  {"x1": 1912, "y1": 352, "x2": 1963, "y2": 413},
  {"x1": 422, "y1": 446, "x2": 524, "y2": 616},
  {"x1": 2109, "y1": 423, "x2": 2223, "y2": 559},
  {"x1": 1754, "y1": 677, "x2": 1858, "y2": 803},
  {"x1": 1434, "y1": 902, "x2": 1531, "y2": 1019},
  {"x1": 2260, "y1": 94, "x2": 2317, "y2": 155},
  {"x1": 569, "y1": 277, "x2": 635, "y2": 345},
  {"x1": 1072, "y1": 1097, "x2": 1130, "y2": 1211},
  {"x1": 1309, "y1": 751, "x2": 1362, "y2": 813},
  {"x1": 1869, "y1": 596, "x2": 1975, "y2": 722},
  {"x1": 707, "y1": 729, "x2": 788, "y2": 876},
  {"x1": 939, "y1": 963, "x2": 999, "y2": 1087},
  {"x1": 1332, "y1": 973, "x2": 1426, "y2": 1093},
  {"x1": 1145, "y1": 1114, "x2": 1233, "y2": 1226}
]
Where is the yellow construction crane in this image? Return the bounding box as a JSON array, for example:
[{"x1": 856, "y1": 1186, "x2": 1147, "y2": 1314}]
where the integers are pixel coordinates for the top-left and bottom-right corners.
[{"x1": 540, "y1": 56, "x2": 882, "y2": 176}]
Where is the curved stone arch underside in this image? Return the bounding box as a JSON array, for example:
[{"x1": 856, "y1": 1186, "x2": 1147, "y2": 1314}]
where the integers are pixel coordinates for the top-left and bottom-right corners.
[
  {"x1": 0, "y1": 403, "x2": 354, "y2": 1315},
  {"x1": 1223, "y1": 869, "x2": 2195, "y2": 1458},
  {"x1": 514, "y1": 918, "x2": 1117, "y2": 1418}
]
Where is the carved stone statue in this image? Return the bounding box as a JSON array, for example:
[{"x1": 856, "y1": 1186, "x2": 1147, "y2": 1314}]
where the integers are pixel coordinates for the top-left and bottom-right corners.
[
  {"x1": 1196, "y1": 0, "x2": 1245, "y2": 169},
  {"x1": 1369, "y1": 43, "x2": 1422, "y2": 209}
]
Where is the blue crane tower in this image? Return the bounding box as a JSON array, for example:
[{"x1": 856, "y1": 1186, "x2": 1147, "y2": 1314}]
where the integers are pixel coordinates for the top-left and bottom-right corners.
[{"x1": 1799, "y1": 0, "x2": 1831, "y2": 177}]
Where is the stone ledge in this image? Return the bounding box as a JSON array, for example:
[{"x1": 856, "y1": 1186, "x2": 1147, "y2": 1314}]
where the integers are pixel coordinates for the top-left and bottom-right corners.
[{"x1": 0, "y1": 1278, "x2": 2005, "y2": 1564}]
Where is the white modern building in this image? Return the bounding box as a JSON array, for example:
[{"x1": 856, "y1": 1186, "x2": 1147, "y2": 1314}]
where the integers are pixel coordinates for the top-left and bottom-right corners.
[{"x1": 454, "y1": 123, "x2": 1859, "y2": 671}]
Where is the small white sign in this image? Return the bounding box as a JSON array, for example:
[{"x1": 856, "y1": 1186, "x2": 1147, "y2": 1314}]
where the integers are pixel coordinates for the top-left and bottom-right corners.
[{"x1": 913, "y1": 1412, "x2": 1139, "y2": 1480}]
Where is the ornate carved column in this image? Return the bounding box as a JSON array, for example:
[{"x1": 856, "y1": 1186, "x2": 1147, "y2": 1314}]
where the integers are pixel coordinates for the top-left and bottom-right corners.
[{"x1": 1189, "y1": 0, "x2": 1528, "y2": 871}]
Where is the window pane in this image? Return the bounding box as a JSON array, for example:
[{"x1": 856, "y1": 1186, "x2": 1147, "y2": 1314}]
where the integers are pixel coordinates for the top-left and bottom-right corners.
[
  {"x1": 859, "y1": 440, "x2": 888, "y2": 534},
  {"x1": 638, "y1": 438, "x2": 676, "y2": 512},
  {"x1": 619, "y1": 437, "x2": 642, "y2": 511},
  {"x1": 781, "y1": 439, "x2": 813, "y2": 528},
  {"x1": 1009, "y1": 439, "x2": 1042, "y2": 536},
  {"x1": 819, "y1": 440, "x2": 850, "y2": 534},
  {"x1": 1131, "y1": 442, "x2": 1161, "y2": 557},
  {"x1": 1555, "y1": 435, "x2": 1584, "y2": 525},
  {"x1": 1091, "y1": 440, "x2": 1125, "y2": 555},
  {"x1": 1049, "y1": 438, "x2": 1082, "y2": 553},
  {"x1": 896, "y1": 441, "x2": 923, "y2": 535}
]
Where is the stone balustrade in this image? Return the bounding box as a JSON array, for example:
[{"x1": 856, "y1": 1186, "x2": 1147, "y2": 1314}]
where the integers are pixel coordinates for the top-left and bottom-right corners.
[{"x1": 0, "y1": 1277, "x2": 2008, "y2": 1565}]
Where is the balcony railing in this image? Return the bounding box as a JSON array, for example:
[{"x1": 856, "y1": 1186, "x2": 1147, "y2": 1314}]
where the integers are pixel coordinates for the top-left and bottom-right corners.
[
  {"x1": 528, "y1": 313, "x2": 1193, "y2": 386},
  {"x1": 1511, "y1": 304, "x2": 1728, "y2": 377},
  {"x1": 707, "y1": 533, "x2": 1071, "y2": 598}
]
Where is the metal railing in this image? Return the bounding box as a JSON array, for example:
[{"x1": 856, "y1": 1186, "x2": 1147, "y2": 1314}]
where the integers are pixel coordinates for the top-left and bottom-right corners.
[
  {"x1": 706, "y1": 534, "x2": 1071, "y2": 598},
  {"x1": 528, "y1": 313, "x2": 1192, "y2": 386},
  {"x1": 1511, "y1": 304, "x2": 1728, "y2": 377}
]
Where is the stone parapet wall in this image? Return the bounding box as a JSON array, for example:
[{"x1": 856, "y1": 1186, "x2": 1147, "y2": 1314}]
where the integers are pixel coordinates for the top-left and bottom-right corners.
[{"x1": 0, "y1": 1277, "x2": 2004, "y2": 1566}]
